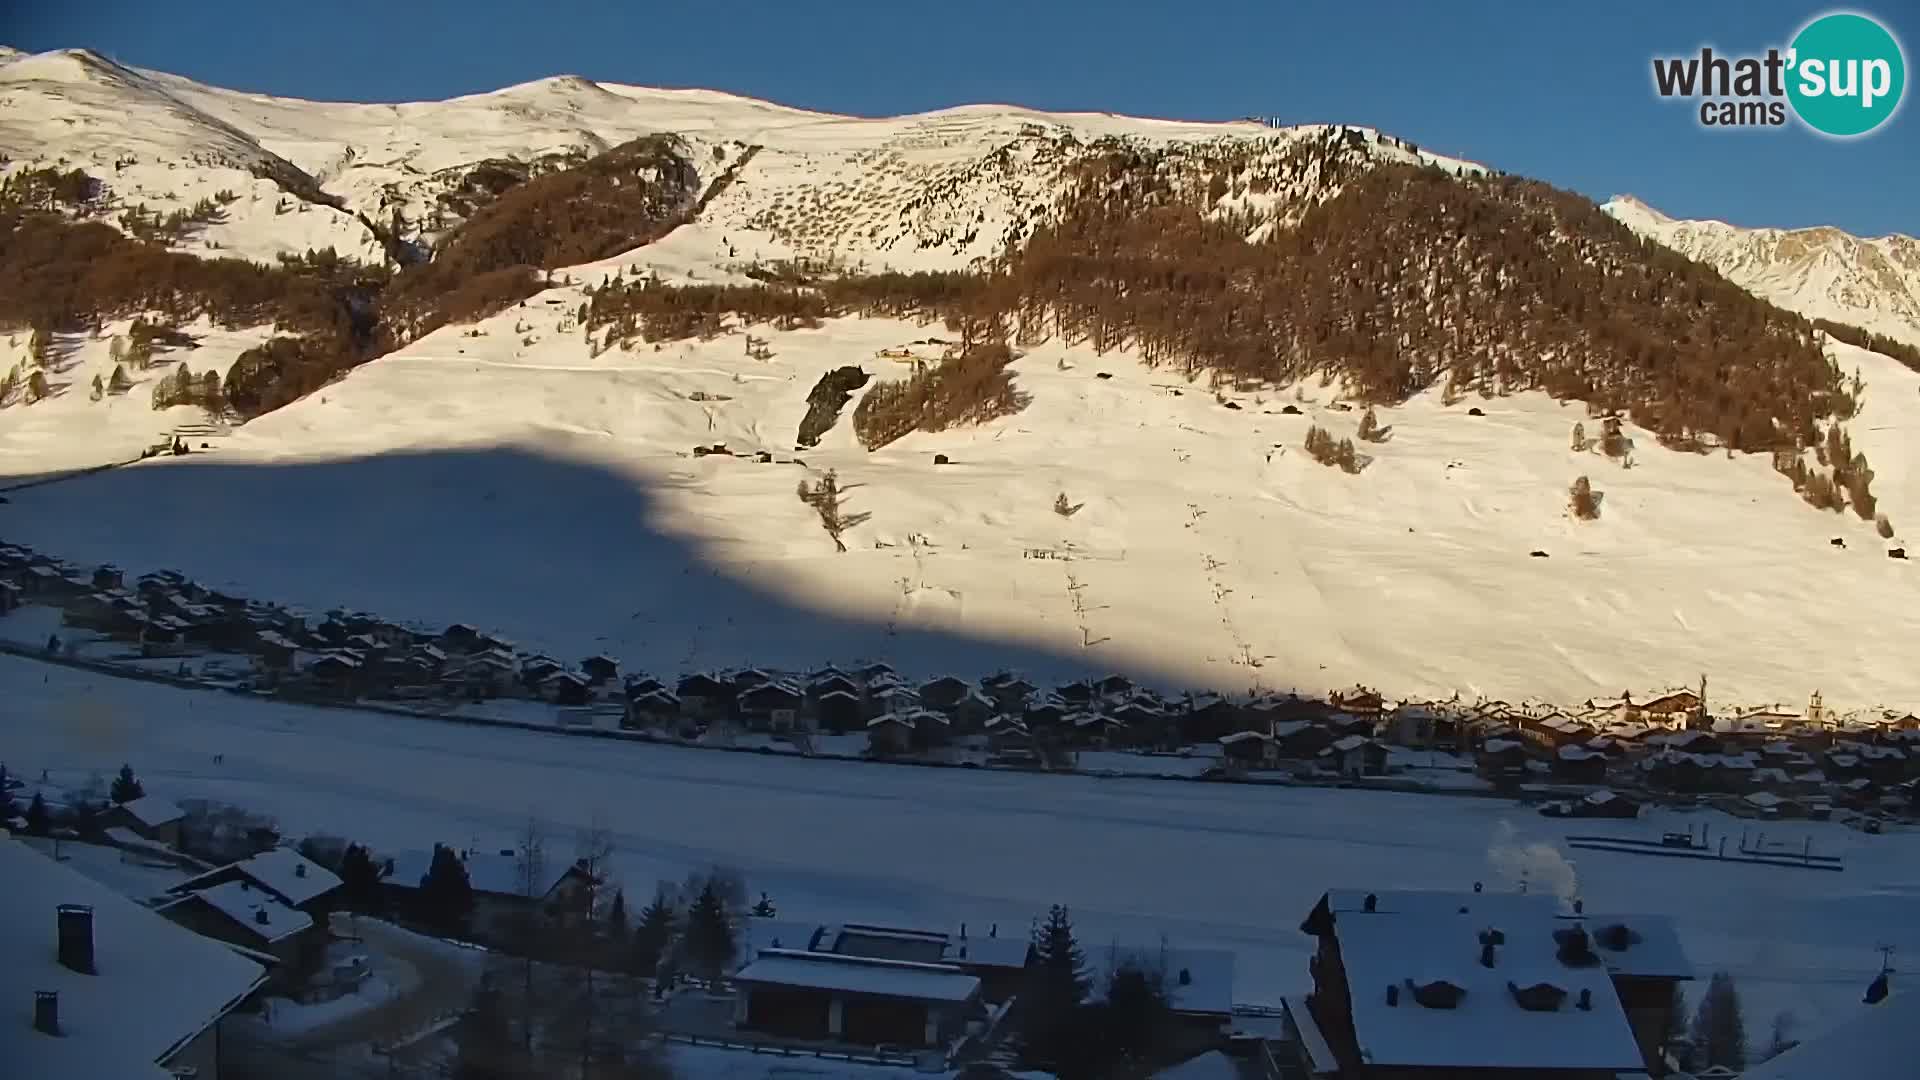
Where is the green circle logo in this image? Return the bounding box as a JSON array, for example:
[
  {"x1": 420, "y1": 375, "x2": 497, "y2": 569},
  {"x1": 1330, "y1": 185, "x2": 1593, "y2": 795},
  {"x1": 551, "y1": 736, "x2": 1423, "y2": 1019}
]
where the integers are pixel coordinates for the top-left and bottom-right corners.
[{"x1": 1787, "y1": 12, "x2": 1906, "y2": 136}]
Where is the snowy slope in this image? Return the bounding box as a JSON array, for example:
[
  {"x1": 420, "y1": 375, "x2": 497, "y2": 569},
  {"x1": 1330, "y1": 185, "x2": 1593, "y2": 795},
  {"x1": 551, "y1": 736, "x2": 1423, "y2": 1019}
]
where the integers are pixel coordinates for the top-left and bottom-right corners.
[
  {"x1": 1605, "y1": 195, "x2": 1920, "y2": 349},
  {"x1": 2, "y1": 49, "x2": 1917, "y2": 711},
  {"x1": 6, "y1": 287, "x2": 1917, "y2": 709}
]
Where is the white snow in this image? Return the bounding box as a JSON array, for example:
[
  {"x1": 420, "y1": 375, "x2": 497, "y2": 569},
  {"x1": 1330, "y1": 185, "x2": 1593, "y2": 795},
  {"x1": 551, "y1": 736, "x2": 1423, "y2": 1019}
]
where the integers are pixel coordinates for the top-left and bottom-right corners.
[
  {"x1": 4, "y1": 316, "x2": 1917, "y2": 713},
  {"x1": 180, "y1": 846, "x2": 341, "y2": 907},
  {"x1": 1605, "y1": 194, "x2": 1920, "y2": 350},
  {"x1": 1742, "y1": 987, "x2": 1918, "y2": 1080},
  {"x1": 3, "y1": 51, "x2": 1916, "y2": 713},
  {"x1": 1, "y1": 836, "x2": 266, "y2": 1080},
  {"x1": 3, "y1": 653, "x2": 1915, "y2": 1047},
  {"x1": 174, "y1": 878, "x2": 312, "y2": 943},
  {"x1": 735, "y1": 948, "x2": 981, "y2": 1002}
]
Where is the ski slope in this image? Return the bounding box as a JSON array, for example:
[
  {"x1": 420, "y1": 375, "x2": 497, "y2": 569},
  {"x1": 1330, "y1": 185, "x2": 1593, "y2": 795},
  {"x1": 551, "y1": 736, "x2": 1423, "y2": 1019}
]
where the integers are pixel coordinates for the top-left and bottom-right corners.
[{"x1": 4, "y1": 652, "x2": 1913, "y2": 1043}]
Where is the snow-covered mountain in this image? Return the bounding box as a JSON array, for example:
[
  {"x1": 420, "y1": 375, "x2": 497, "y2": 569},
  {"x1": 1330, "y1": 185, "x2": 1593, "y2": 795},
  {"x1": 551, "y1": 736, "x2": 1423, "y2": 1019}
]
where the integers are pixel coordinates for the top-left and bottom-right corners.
[
  {"x1": 2, "y1": 47, "x2": 1917, "y2": 712},
  {"x1": 1605, "y1": 195, "x2": 1920, "y2": 349}
]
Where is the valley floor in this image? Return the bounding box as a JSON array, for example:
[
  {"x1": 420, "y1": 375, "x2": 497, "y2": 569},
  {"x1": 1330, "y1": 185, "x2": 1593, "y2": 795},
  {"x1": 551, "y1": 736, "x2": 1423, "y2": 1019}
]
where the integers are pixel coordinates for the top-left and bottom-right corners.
[{"x1": 3, "y1": 651, "x2": 1914, "y2": 1047}]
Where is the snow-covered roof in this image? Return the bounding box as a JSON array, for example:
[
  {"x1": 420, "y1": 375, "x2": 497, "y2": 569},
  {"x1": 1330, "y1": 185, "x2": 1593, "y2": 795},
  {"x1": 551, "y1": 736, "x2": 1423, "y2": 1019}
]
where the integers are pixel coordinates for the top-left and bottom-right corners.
[
  {"x1": 735, "y1": 948, "x2": 982, "y2": 1003},
  {"x1": 1, "y1": 838, "x2": 266, "y2": 1080},
  {"x1": 1219, "y1": 731, "x2": 1273, "y2": 745},
  {"x1": 1482, "y1": 738, "x2": 1525, "y2": 754},
  {"x1": 1742, "y1": 988, "x2": 1919, "y2": 1080},
  {"x1": 945, "y1": 934, "x2": 1030, "y2": 970},
  {"x1": 180, "y1": 847, "x2": 341, "y2": 908},
  {"x1": 1089, "y1": 943, "x2": 1236, "y2": 1016},
  {"x1": 385, "y1": 847, "x2": 577, "y2": 899},
  {"x1": 116, "y1": 795, "x2": 184, "y2": 828},
  {"x1": 179, "y1": 880, "x2": 313, "y2": 945},
  {"x1": 1313, "y1": 889, "x2": 1645, "y2": 1071},
  {"x1": 1569, "y1": 913, "x2": 1692, "y2": 980}
]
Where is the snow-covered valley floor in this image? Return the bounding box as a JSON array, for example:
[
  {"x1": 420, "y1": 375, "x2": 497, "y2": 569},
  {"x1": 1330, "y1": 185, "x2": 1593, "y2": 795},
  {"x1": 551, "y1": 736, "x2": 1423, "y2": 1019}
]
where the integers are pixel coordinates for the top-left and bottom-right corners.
[{"x1": 3, "y1": 652, "x2": 1914, "y2": 1044}]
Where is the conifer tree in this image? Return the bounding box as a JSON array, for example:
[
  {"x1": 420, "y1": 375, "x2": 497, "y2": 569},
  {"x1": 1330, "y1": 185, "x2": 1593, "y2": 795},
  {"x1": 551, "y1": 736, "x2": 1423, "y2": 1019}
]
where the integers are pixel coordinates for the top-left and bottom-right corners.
[
  {"x1": 25, "y1": 370, "x2": 50, "y2": 404},
  {"x1": 0, "y1": 765, "x2": 16, "y2": 822},
  {"x1": 606, "y1": 888, "x2": 629, "y2": 942},
  {"x1": 1571, "y1": 421, "x2": 1588, "y2": 452},
  {"x1": 338, "y1": 843, "x2": 384, "y2": 911},
  {"x1": 683, "y1": 881, "x2": 735, "y2": 986},
  {"x1": 632, "y1": 887, "x2": 678, "y2": 978},
  {"x1": 25, "y1": 792, "x2": 51, "y2": 836},
  {"x1": 110, "y1": 763, "x2": 144, "y2": 804},
  {"x1": 1020, "y1": 904, "x2": 1091, "y2": 1073},
  {"x1": 108, "y1": 364, "x2": 132, "y2": 395},
  {"x1": 418, "y1": 843, "x2": 475, "y2": 934},
  {"x1": 1691, "y1": 971, "x2": 1748, "y2": 1071},
  {"x1": 90, "y1": 374, "x2": 104, "y2": 401}
]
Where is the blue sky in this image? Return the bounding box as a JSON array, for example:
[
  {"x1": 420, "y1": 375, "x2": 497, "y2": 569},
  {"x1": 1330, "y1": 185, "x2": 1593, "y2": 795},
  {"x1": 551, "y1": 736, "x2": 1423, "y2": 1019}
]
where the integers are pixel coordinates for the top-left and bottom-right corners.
[{"x1": 9, "y1": 0, "x2": 1915, "y2": 236}]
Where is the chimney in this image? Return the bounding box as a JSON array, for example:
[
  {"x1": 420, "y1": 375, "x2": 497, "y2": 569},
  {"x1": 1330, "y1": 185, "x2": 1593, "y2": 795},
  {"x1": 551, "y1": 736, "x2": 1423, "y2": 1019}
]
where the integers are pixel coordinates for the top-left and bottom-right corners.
[
  {"x1": 254, "y1": 908, "x2": 270, "y2": 926},
  {"x1": 56, "y1": 905, "x2": 95, "y2": 975},
  {"x1": 1473, "y1": 881, "x2": 1484, "y2": 894},
  {"x1": 1577, "y1": 988, "x2": 1593, "y2": 1011},
  {"x1": 1363, "y1": 893, "x2": 1378, "y2": 913},
  {"x1": 1572, "y1": 898, "x2": 1583, "y2": 915},
  {"x1": 1481, "y1": 942, "x2": 1497, "y2": 968},
  {"x1": 1385, "y1": 984, "x2": 1399, "y2": 1007},
  {"x1": 960, "y1": 922, "x2": 967, "y2": 940},
  {"x1": 295, "y1": 863, "x2": 307, "y2": 878},
  {"x1": 1178, "y1": 968, "x2": 1192, "y2": 986},
  {"x1": 34, "y1": 991, "x2": 60, "y2": 1035},
  {"x1": 990, "y1": 923, "x2": 997, "y2": 938}
]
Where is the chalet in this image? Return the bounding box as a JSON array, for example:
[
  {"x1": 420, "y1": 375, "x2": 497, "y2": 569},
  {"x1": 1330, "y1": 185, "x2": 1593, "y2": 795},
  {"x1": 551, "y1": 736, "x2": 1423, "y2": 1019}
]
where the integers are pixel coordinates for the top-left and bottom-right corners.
[
  {"x1": 445, "y1": 653, "x2": 516, "y2": 697},
  {"x1": 0, "y1": 578, "x2": 21, "y2": 613},
  {"x1": 1057, "y1": 679, "x2": 1097, "y2": 706},
  {"x1": 1519, "y1": 713, "x2": 1597, "y2": 751},
  {"x1": 1478, "y1": 737, "x2": 1532, "y2": 777},
  {"x1": 101, "y1": 795, "x2": 185, "y2": 847},
  {"x1": 919, "y1": 676, "x2": 973, "y2": 710},
  {"x1": 1272, "y1": 720, "x2": 1335, "y2": 761},
  {"x1": 382, "y1": 847, "x2": 595, "y2": 938},
  {"x1": 156, "y1": 880, "x2": 317, "y2": 976},
  {"x1": 981, "y1": 673, "x2": 1038, "y2": 711},
  {"x1": 677, "y1": 672, "x2": 733, "y2": 719},
  {"x1": 732, "y1": 948, "x2": 984, "y2": 1048},
  {"x1": 738, "y1": 680, "x2": 807, "y2": 732},
  {"x1": 1094, "y1": 674, "x2": 1135, "y2": 700},
  {"x1": 1320, "y1": 735, "x2": 1389, "y2": 777},
  {"x1": 1024, "y1": 698, "x2": 1068, "y2": 729},
  {"x1": 173, "y1": 848, "x2": 343, "y2": 915},
  {"x1": 4, "y1": 839, "x2": 268, "y2": 1080},
  {"x1": 1221, "y1": 730, "x2": 1281, "y2": 769},
  {"x1": 1637, "y1": 688, "x2": 1703, "y2": 729},
  {"x1": 814, "y1": 689, "x2": 864, "y2": 734},
  {"x1": 253, "y1": 630, "x2": 301, "y2": 671},
  {"x1": 1112, "y1": 701, "x2": 1170, "y2": 745},
  {"x1": 867, "y1": 712, "x2": 918, "y2": 756},
  {"x1": 305, "y1": 651, "x2": 365, "y2": 696},
  {"x1": 580, "y1": 654, "x2": 620, "y2": 685},
  {"x1": 1330, "y1": 686, "x2": 1385, "y2": 718},
  {"x1": 856, "y1": 662, "x2": 897, "y2": 686},
  {"x1": 539, "y1": 669, "x2": 592, "y2": 706},
  {"x1": 1553, "y1": 745, "x2": 1609, "y2": 785},
  {"x1": 1182, "y1": 695, "x2": 1244, "y2": 743},
  {"x1": 925, "y1": 684, "x2": 995, "y2": 734},
  {"x1": 1289, "y1": 888, "x2": 1690, "y2": 1078},
  {"x1": 1742, "y1": 791, "x2": 1803, "y2": 819},
  {"x1": 625, "y1": 675, "x2": 668, "y2": 699},
  {"x1": 520, "y1": 654, "x2": 562, "y2": 683},
  {"x1": 870, "y1": 683, "x2": 922, "y2": 721},
  {"x1": 1573, "y1": 790, "x2": 1641, "y2": 819},
  {"x1": 440, "y1": 623, "x2": 484, "y2": 652},
  {"x1": 808, "y1": 672, "x2": 861, "y2": 700},
  {"x1": 623, "y1": 688, "x2": 684, "y2": 732},
  {"x1": 984, "y1": 714, "x2": 1032, "y2": 753}
]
